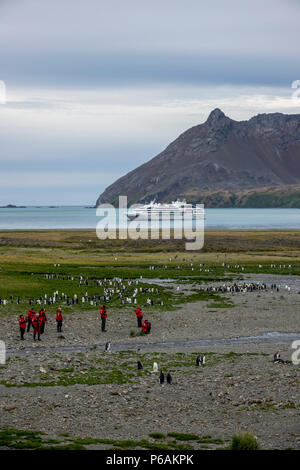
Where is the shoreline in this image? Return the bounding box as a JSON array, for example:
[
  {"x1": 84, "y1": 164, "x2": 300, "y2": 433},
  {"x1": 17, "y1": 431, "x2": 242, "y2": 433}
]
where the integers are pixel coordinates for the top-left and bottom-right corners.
[{"x1": 1, "y1": 228, "x2": 300, "y2": 231}]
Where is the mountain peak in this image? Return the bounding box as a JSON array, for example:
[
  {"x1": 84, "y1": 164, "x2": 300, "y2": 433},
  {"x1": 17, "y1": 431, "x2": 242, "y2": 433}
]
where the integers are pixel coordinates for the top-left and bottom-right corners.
[
  {"x1": 207, "y1": 108, "x2": 226, "y2": 121},
  {"x1": 206, "y1": 108, "x2": 231, "y2": 128}
]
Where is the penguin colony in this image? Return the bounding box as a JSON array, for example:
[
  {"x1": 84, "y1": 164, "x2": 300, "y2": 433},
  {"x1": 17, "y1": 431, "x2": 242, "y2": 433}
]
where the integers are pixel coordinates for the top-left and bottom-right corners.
[
  {"x1": 0, "y1": 259, "x2": 295, "y2": 307},
  {"x1": 1, "y1": 275, "x2": 164, "y2": 307}
]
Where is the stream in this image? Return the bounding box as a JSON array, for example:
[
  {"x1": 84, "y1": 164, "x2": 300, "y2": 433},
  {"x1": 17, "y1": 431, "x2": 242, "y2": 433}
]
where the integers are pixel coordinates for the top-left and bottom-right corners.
[{"x1": 6, "y1": 331, "x2": 300, "y2": 356}]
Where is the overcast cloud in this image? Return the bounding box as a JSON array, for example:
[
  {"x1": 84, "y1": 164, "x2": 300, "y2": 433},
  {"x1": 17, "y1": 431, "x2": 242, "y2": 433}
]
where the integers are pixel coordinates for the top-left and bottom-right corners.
[{"x1": 0, "y1": 0, "x2": 299, "y2": 205}]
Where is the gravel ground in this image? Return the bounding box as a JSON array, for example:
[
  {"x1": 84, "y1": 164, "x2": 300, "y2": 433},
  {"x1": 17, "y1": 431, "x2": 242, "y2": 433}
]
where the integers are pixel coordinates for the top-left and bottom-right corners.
[
  {"x1": 3, "y1": 274, "x2": 300, "y2": 350},
  {"x1": 0, "y1": 274, "x2": 299, "y2": 450}
]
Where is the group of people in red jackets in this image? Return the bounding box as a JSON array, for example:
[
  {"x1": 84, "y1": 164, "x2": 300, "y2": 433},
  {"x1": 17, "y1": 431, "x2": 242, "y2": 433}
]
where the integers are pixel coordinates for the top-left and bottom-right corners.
[
  {"x1": 135, "y1": 306, "x2": 151, "y2": 334},
  {"x1": 18, "y1": 305, "x2": 151, "y2": 340},
  {"x1": 18, "y1": 308, "x2": 63, "y2": 340},
  {"x1": 99, "y1": 305, "x2": 151, "y2": 334}
]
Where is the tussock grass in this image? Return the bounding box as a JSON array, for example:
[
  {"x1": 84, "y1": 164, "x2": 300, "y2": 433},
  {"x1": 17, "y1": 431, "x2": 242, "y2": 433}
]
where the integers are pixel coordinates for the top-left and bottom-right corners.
[
  {"x1": 230, "y1": 432, "x2": 260, "y2": 450},
  {"x1": 149, "y1": 432, "x2": 166, "y2": 439}
]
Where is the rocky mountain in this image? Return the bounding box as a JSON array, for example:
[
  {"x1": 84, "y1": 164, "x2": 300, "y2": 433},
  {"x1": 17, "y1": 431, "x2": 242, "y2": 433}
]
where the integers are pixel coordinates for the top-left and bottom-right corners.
[{"x1": 96, "y1": 109, "x2": 300, "y2": 207}]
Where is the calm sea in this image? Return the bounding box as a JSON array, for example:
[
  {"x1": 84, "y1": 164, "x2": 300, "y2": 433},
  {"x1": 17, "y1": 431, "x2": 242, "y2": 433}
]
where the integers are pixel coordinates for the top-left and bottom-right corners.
[{"x1": 0, "y1": 206, "x2": 299, "y2": 230}]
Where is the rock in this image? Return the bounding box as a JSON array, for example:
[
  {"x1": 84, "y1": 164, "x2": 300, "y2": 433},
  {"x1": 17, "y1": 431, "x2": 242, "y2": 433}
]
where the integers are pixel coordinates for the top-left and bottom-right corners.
[{"x1": 4, "y1": 405, "x2": 16, "y2": 411}]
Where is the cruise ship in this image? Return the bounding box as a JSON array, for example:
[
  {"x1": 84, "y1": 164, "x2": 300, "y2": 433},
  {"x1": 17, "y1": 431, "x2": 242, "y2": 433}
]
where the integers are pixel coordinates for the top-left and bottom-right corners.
[{"x1": 126, "y1": 200, "x2": 204, "y2": 221}]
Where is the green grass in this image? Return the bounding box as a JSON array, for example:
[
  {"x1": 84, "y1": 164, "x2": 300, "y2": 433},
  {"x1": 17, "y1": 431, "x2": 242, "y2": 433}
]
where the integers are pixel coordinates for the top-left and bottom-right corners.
[
  {"x1": 0, "y1": 428, "x2": 44, "y2": 449},
  {"x1": 0, "y1": 426, "x2": 252, "y2": 450},
  {"x1": 149, "y1": 432, "x2": 166, "y2": 439},
  {"x1": 1, "y1": 234, "x2": 300, "y2": 317},
  {"x1": 207, "y1": 301, "x2": 234, "y2": 309},
  {"x1": 167, "y1": 432, "x2": 200, "y2": 441},
  {"x1": 0, "y1": 260, "x2": 234, "y2": 316},
  {"x1": 245, "y1": 401, "x2": 299, "y2": 412},
  {"x1": 280, "y1": 403, "x2": 298, "y2": 409},
  {"x1": 0, "y1": 350, "x2": 270, "y2": 387},
  {"x1": 230, "y1": 432, "x2": 260, "y2": 450},
  {"x1": 0, "y1": 368, "x2": 136, "y2": 387},
  {"x1": 241, "y1": 190, "x2": 300, "y2": 208},
  {"x1": 198, "y1": 437, "x2": 224, "y2": 444},
  {"x1": 223, "y1": 352, "x2": 243, "y2": 359},
  {"x1": 0, "y1": 427, "x2": 86, "y2": 450},
  {"x1": 71, "y1": 437, "x2": 191, "y2": 450}
]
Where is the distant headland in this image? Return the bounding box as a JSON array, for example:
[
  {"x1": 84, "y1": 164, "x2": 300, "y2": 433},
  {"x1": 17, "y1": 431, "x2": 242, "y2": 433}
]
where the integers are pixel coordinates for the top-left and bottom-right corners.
[{"x1": 1, "y1": 204, "x2": 27, "y2": 208}]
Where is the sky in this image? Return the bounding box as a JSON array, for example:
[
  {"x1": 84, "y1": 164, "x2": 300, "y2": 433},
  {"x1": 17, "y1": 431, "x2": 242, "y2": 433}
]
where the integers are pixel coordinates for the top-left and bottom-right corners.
[{"x1": 0, "y1": 0, "x2": 299, "y2": 205}]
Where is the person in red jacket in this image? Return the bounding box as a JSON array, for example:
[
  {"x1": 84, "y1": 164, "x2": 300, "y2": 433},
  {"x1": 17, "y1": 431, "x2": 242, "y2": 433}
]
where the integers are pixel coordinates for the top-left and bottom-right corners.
[
  {"x1": 32, "y1": 314, "x2": 41, "y2": 341},
  {"x1": 142, "y1": 319, "x2": 151, "y2": 335},
  {"x1": 56, "y1": 309, "x2": 63, "y2": 332},
  {"x1": 19, "y1": 315, "x2": 27, "y2": 340},
  {"x1": 135, "y1": 306, "x2": 143, "y2": 327},
  {"x1": 26, "y1": 308, "x2": 36, "y2": 332},
  {"x1": 100, "y1": 305, "x2": 107, "y2": 332},
  {"x1": 39, "y1": 309, "x2": 47, "y2": 334}
]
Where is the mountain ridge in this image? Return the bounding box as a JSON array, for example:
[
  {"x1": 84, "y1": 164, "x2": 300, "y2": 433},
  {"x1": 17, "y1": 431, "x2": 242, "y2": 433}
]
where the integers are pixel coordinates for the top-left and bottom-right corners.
[{"x1": 96, "y1": 109, "x2": 300, "y2": 207}]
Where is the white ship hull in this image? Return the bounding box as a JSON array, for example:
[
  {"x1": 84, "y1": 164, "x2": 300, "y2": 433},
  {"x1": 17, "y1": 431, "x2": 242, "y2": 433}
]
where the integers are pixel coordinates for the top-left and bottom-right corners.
[{"x1": 126, "y1": 200, "x2": 204, "y2": 221}]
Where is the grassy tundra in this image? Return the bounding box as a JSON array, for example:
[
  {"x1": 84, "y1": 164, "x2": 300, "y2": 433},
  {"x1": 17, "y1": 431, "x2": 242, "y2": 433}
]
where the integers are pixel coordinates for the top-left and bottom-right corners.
[
  {"x1": 0, "y1": 229, "x2": 299, "y2": 315},
  {"x1": 0, "y1": 230, "x2": 299, "y2": 450}
]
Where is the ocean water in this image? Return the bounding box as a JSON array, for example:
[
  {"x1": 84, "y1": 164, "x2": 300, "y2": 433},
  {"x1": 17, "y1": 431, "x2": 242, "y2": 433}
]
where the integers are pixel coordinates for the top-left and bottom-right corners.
[{"x1": 0, "y1": 206, "x2": 299, "y2": 230}]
